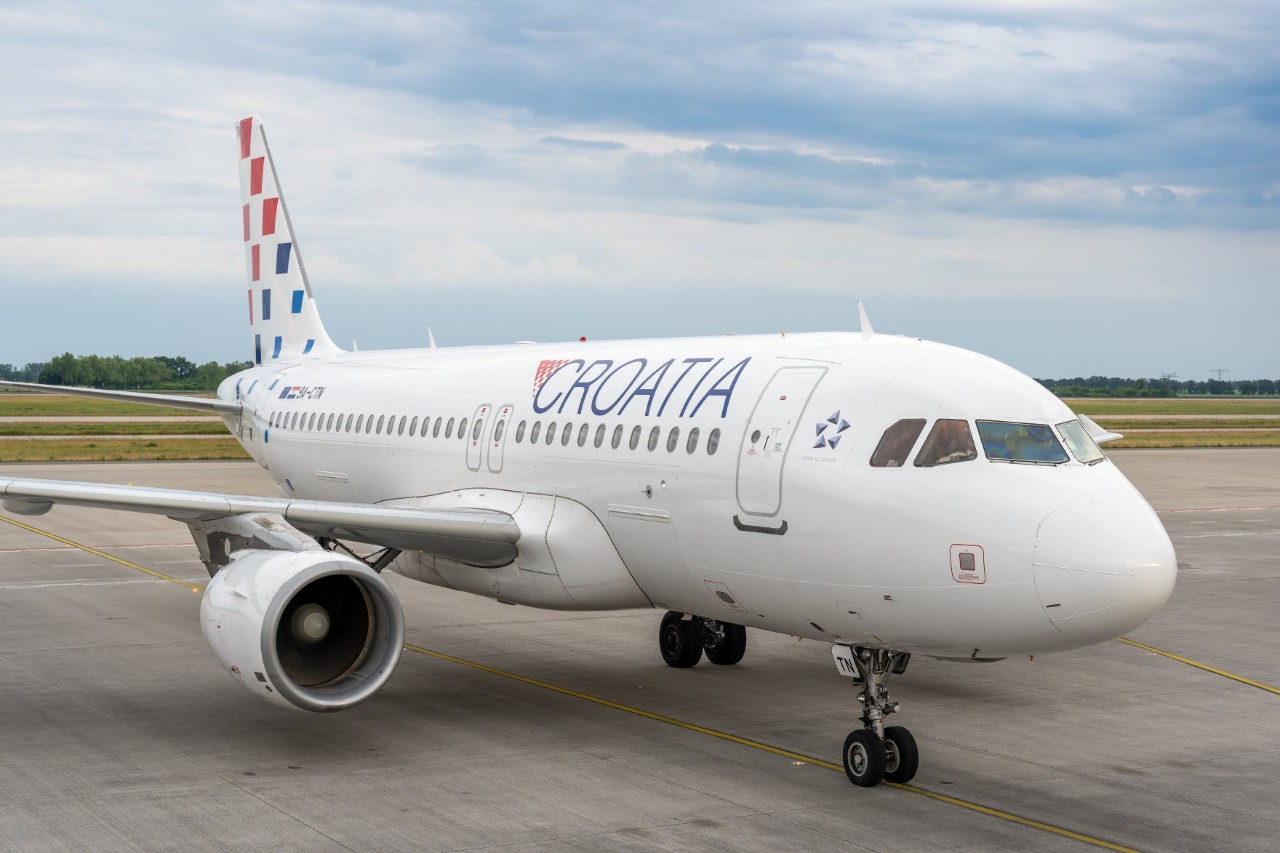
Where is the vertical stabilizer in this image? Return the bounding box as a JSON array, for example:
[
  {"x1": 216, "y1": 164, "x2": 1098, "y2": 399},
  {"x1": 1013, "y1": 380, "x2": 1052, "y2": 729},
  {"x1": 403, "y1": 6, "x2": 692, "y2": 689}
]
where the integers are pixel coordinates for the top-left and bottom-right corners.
[{"x1": 238, "y1": 116, "x2": 341, "y2": 364}]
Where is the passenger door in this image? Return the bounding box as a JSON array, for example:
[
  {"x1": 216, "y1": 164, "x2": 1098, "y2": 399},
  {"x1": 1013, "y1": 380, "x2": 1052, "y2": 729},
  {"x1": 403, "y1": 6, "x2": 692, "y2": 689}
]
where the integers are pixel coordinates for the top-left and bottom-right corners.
[{"x1": 735, "y1": 366, "x2": 827, "y2": 521}]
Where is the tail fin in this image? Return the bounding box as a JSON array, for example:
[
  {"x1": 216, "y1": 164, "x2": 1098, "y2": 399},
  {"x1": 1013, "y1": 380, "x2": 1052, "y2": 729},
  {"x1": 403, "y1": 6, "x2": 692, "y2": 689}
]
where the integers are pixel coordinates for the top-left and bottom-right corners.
[{"x1": 238, "y1": 116, "x2": 340, "y2": 364}]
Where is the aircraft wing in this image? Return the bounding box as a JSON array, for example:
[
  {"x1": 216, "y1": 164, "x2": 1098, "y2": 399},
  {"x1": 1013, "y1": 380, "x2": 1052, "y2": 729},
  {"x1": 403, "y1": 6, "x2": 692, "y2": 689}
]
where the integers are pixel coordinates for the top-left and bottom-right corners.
[
  {"x1": 0, "y1": 380, "x2": 240, "y2": 415},
  {"x1": 0, "y1": 478, "x2": 520, "y2": 567},
  {"x1": 1078, "y1": 414, "x2": 1124, "y2": 444}
]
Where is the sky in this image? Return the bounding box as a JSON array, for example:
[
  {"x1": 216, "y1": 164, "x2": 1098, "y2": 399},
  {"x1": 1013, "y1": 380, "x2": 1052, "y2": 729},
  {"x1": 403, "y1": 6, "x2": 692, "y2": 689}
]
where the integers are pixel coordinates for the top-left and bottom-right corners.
[{"x1": 2, "y1": 1, "x2": 1277, "y2": 380}]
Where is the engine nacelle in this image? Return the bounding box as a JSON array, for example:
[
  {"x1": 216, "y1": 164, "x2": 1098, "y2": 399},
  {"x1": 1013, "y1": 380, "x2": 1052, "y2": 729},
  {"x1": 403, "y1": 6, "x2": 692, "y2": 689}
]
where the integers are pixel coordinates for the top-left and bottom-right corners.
[{"x1": 200, "y1": 549, "x2": 404, "y2": 712}]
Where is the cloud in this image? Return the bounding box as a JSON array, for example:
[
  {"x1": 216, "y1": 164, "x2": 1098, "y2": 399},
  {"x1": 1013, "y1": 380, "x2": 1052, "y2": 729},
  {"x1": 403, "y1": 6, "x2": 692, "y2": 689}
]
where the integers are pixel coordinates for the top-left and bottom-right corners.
[{"x1": 0, "y1": 0, "x2": 1275, "y2": 378}]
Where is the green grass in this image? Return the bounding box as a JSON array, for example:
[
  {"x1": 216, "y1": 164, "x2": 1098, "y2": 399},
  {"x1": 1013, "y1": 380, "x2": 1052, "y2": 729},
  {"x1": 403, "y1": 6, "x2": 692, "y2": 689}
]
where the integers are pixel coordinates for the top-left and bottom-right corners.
[
  {"x1": 1066, "y1": 398, "x2": 1280, "y2": 416},
  {"x1": 1090, "y1": 418, "x2": 1280, "y2": 430},
  {"x1": 0, "y1": 421, "x2": 227, "y2": 436},
  {"x1": 1108, "y1": 431, "x2": 1280, "y2": 448},
  {"x1": 0, "y1": 438, "x2": 251, "y2": 462},
  {"x1": 0, "y1": 391, "x2": 211, "y2": 417}
]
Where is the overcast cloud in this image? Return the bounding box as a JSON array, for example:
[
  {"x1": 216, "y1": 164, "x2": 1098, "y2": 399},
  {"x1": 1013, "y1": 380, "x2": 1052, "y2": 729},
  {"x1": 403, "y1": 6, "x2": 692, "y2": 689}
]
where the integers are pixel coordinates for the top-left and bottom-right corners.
[{"x1": 1, "y1": 0, "x2": 1276, "y2": 378}]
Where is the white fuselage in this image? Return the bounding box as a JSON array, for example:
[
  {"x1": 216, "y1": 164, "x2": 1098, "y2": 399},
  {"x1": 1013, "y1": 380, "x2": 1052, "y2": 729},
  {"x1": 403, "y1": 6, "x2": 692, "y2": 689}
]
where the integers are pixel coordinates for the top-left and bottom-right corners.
[{"x1": 219, "y1": 331, "x2": 1176, "y2": 660}]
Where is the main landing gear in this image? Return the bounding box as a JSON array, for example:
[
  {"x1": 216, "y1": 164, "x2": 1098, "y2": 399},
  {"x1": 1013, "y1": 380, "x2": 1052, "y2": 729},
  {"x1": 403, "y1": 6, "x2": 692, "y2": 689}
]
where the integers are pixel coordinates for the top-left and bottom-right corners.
[
  {"x1": 840, "y1": 647, "x2": 918, "y2": 787},
  {"x1": 658, "y1": 611, "x2": 747, "y2": 668}
]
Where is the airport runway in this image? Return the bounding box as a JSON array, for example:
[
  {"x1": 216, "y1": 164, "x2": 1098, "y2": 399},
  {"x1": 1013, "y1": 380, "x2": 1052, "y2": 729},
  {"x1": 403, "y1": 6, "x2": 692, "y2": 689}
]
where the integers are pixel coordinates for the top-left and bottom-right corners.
[{"x1": 1, "y1": 451, "x2": 1277, "y2": 852}]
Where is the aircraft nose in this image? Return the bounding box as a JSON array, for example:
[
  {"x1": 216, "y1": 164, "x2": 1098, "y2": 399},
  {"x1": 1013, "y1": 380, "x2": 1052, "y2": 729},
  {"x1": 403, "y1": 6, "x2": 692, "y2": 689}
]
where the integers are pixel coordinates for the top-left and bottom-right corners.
[{"x1": 1032, "y1": 493, "x2": 1176, "y2": 645}]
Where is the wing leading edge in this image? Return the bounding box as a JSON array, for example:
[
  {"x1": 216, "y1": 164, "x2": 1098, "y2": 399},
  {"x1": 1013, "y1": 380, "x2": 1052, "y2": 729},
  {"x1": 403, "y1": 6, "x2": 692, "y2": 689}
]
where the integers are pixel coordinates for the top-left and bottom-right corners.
[
  {"x1": 0, "y1": 478, "x2": 519, "y2": 568},
  {"x1": 0, "y1": 380, "x2": 241, "y2": 415}
]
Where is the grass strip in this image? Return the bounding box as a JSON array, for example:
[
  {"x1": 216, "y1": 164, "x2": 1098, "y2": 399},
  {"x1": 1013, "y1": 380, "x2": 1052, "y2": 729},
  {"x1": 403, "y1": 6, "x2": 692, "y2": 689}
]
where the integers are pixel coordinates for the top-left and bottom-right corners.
[
  {"x1": 0, "y1": 438, "x2": 251, "y2": 462},
  {"x1": 0, "y1": 393, "x2": 210, "y2": 417},
  {"x1": 1108, "y1": 431, "x2": 1280, "y2": 448},
  {"x1": 1066, "y1": 399, "x2": 1280, "y2": 416},
  {"x1": 0, "y1": 422, "x2": 227, "y2": 436}
]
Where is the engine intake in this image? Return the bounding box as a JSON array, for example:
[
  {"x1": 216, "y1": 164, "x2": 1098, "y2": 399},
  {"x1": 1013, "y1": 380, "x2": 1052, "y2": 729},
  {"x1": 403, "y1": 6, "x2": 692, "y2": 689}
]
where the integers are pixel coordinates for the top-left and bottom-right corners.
[{"x1": 201, "y1": 549, "x2": 404, "y2": 712}]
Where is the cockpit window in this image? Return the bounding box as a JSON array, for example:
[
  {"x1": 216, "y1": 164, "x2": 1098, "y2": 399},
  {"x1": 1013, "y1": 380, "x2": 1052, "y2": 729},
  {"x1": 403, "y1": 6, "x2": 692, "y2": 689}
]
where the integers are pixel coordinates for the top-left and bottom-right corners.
[
  {"x1": 870, "y1": 419, "x2": 926, "y2": 468},
  {"x1": 977, "y1": 421, "x2": 1069, "y2": 464},
  {"x1": 1057, "y1": 419, "x2": 1106, "y2": 464},
  {"x1": 914, "y1": 419, "x2": 977, "y2": 467}
]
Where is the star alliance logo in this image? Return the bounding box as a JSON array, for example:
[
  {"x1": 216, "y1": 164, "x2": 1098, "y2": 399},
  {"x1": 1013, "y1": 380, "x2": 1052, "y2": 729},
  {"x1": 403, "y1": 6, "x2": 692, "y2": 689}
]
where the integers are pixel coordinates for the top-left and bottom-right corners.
[{"x1": 814, "y1": 410, "x2": 850, "y2": 449}]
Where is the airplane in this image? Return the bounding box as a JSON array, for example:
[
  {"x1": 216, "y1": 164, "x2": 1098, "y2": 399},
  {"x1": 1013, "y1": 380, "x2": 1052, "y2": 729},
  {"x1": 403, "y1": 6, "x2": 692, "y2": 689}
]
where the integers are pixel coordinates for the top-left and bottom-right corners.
[{"x1": 0, "y1": 116, "x2": 1177, "y2": 788}]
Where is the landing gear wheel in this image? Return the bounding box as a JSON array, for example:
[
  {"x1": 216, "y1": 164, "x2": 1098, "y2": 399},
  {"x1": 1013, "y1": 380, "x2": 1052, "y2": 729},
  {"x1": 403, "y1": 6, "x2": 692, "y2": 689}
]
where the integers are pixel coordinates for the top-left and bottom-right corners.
[
  {"x1": 842, "y1": 729, "x2": 886, "y2": 787},
  {"x1": 882, "y1": 726, "x2": 919, "y2": 784},
  {"x1": 659, "y1": 611, "x2": 704, "y2": 668},
  {"x1": 703, "y1": 621, "x2": 747, "y2": 665}
]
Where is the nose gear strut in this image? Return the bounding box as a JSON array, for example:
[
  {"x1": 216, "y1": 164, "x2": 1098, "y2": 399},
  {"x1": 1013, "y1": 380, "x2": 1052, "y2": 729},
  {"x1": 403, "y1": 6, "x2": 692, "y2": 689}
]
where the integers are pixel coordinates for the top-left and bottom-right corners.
[{"x1": 839, "y1": 646, "x2": 919, "y2": 787}]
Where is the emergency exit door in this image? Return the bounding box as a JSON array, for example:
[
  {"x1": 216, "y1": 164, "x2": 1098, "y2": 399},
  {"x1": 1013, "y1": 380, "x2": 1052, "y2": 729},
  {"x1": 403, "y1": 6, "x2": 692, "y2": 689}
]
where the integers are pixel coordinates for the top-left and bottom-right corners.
[{"x1": 735, "y1": 366, "x2": 826, "y2": 519}]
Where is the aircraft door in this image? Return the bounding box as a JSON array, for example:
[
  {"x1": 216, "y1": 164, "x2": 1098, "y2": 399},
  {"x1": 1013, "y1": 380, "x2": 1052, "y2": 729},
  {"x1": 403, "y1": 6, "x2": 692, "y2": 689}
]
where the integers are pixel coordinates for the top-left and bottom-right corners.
[
  {"x1": 735, "y1": 366, "x2": 827, "y2": 522},
  {"x1": 465, "y1": 403, "x2": 490, "y2": 471},
  {"x1": 487, "y1": 404, "x2": 513, "y2": 473}
]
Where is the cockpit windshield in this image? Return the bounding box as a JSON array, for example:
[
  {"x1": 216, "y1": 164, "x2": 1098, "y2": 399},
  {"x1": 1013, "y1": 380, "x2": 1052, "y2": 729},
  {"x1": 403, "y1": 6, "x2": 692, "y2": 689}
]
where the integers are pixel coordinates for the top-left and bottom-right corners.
[
  {"x1": 1057, "y1": 419, "x2": 1106, "y2": 464},
  {"x1": 976, "y1": 421, "x2": 1069, "y2": 464},
  {"x1": 914, "y1": 419, "x2": 978, "y2": 467}
]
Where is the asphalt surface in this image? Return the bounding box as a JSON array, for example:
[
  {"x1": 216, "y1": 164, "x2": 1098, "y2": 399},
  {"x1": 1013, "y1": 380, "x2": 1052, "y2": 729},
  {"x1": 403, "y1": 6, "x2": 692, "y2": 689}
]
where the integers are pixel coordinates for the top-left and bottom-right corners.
[{"x1": 0, "y1": 450, "x2": 1277, "y2": 852}]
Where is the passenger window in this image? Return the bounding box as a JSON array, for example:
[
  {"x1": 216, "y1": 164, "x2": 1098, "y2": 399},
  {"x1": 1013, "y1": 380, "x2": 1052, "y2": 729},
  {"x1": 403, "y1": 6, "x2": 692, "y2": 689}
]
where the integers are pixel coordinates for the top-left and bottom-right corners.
[
  {"x1": 494, "y1": 419, "x2": 506, "y2": 443},
  {"x1": 977, "y1": 421, "x2": 1070, "y2": 464},
  {"x1": 666, "y1": 427, "x2": 680, "y2": 453},
  {"x1": 530, "y1": 421, "x2": 542, "y2": 444},
  {"x1": 546, "y1": 422, "x2": 557, "y2": 445},
  {"x1": 686, "y1": 427, "x2": 700, "y2": 454},
  {"x1": 445, "y1": 417, "x2": 455, "y2": 438},
  {"x1": 611, "y1": 424, "x2": 623, "y2": 449},
  {"x1": 433, "y1": 417, "x2": 442, "y2": 438},
  {"x1": 345, "y1": 414, "x2": 354, "y2": 433},
  {"x1": 397, "y1": 416, "x2": 406, "y2": 436},
  {"x1": 516, "y1": 420, "x2": 527, "y2": 443},
  {"x1": 420, "y1": 417, "x2": 430, "y2": 437},
  {"x1": 562, "y1": 422, "x2": 574, "y2": 446},
  {"x1": 354, "y1": 414, "x2": 364, "y2": 433},
  {"x1": 707, "y1": 428, "x2": 720, "y2": 455},
  {"x1": 594, "y1": 424, "x2": 606, "y2": 448},
  {"x1": 409, "y1": 416, "x2": 418, "y2": 436},
  {"x1": 472, "y1": 419, "x2": 483, "y2": 441},
  {"x1": 375, "y1": 415, "x2": 385, "y2": 434},
  {"x1": 914, "y1": 419, "x2": 977, "y2": 467},
  {"x1": 647, "y1": 426, "x2": 660, "y2": 452},
  {"x1": 307, "y1": 413, "x2": 316, "y2": 431},
  {"x1": 328, "y1": 413, "x2": 336, "y2": 431},
  {"x1": 629, "y1": 425, "x2": 641, "y2": 450},
  {"x1": 458, "y1": 418, "x2": 468, "y2": 440},
  {"x1": 870, "y1": 419, "x2": 926, "y2": 468},
  {"x1": 577, "y1": 423, "x2": 589, "y2": 447},
  {"x1": 1057, "y1": 420, "x2": 1105, "y2": 464}
]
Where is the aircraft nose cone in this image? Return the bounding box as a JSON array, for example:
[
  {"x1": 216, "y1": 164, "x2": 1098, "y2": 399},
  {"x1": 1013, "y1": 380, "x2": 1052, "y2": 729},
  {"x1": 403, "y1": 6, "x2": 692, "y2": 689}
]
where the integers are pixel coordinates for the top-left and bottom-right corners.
[{"x1": 1033, "y1": 494, "x2": 1176, "y2": 645}]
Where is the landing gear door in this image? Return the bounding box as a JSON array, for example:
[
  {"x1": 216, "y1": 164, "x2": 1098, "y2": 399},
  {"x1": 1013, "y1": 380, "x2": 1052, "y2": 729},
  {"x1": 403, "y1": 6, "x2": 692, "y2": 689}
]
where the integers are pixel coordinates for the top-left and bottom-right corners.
[
  {"x1": 487, "y1": 405, "x2": 513, "y2": 473},
  {"x1": 735, "y1": 366, "x2": 827, "y2": 519},
  {"x1": 465, "y1": 404, "x2": 490, "y2": 472}
]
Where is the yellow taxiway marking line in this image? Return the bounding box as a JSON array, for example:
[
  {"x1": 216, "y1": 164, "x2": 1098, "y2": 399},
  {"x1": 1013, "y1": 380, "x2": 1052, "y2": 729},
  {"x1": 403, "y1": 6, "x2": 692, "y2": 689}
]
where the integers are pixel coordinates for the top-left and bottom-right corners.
[
  {"x1": 0, "y1": 515, "x2": 202, "y2": 592},
  {"x1": 404, "y1": 643, "x2": 1141, "y2": 853},
  {"x1": 0, "y1": 513, "x2": 1140, "y2": 850},
  {"x1": 1118, "y1": 637, "x2": 1280, "y2": 696}
]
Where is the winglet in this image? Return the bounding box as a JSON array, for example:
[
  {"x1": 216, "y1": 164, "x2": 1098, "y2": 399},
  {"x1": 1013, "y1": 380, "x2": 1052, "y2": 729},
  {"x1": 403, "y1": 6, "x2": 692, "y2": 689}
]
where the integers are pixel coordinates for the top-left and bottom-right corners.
[{"x1": 857, "y1": 301, "x2": 875, "y2": 342}]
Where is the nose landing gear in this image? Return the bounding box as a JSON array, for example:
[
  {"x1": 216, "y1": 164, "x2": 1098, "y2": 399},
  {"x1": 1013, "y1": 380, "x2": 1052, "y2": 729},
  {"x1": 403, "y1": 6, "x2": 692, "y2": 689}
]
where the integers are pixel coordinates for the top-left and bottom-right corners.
[{"x1": 839, "y1": 646, "x2": 918, "y2": 787}]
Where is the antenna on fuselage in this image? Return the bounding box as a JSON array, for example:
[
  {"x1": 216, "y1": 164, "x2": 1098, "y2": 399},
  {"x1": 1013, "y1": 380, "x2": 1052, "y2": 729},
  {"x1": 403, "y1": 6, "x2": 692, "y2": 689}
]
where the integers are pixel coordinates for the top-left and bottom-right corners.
[
  {"x1": 428, "y1": 327, "x2": 438, "y2": 350},
  {"x1": 857, "y1": 301, "x2": 875, "y2": 342}
]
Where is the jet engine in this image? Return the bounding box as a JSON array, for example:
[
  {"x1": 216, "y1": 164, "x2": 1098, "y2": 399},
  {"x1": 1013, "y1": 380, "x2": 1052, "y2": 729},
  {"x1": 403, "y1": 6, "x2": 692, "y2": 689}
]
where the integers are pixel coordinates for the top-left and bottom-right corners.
[{"x1": 200, "y1": 549, "x2": 404, "y2": 712}]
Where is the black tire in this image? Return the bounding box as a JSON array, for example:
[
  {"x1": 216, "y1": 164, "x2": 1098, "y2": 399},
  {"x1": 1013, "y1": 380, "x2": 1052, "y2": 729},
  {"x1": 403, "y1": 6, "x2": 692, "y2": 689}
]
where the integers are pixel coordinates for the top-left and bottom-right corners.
[
  {"x1": 704, "y1": 622, "x2": 747, "y2": 665},
  {"x1": 659, "y1": 611, "x2": 704, "y2": 668},
  {"x1": 842, "y1": 729, "x2": 886, "y2": 787},
  {"x1": 883, "y1": 726, "x2": 919, "y2": 784}
]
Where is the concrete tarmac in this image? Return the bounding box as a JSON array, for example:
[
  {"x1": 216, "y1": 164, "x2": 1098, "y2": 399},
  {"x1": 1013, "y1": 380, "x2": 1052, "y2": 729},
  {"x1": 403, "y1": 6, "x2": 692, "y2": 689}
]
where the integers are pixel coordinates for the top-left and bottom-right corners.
[{"x1": 1, "y1": 451, "x2": 1278, "y2": 852}]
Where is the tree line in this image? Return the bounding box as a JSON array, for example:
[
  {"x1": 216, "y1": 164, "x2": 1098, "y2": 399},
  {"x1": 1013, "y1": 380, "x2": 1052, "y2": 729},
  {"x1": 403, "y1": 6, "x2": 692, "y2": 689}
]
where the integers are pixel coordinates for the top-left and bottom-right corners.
[
  {"x1": 1037, "y1": 376, "x2": 1279, "y2": 397},
  {"x1": 0, "y1": 354, "x2": 252, "y2": 391}
]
